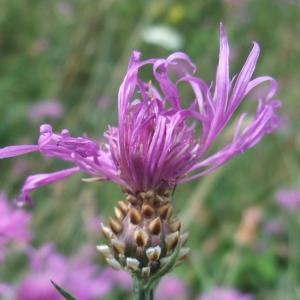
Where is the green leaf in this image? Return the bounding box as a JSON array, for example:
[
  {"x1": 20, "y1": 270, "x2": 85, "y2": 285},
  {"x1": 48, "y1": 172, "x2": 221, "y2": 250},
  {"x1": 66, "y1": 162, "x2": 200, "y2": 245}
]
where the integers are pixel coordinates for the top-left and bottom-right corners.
[{"x1": 51, "y1": 281, "x2": 78, "y2": 300}]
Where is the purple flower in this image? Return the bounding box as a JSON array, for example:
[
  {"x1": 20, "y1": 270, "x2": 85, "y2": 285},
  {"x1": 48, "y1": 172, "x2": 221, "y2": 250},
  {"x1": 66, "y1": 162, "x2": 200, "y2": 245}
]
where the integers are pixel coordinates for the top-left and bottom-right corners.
[
  {"x1": 155, "y1": 276, "x2": 188, "y2": 300},
  {"x1": 275, "y1": 188, "x2": 300, "y2": 211},
  {"x1": 264, "y1": 219, "x2": 284, "y2": 235},
  {"x1": 0, "y1": 24, "x2": 281, "y2": 203},
  {"x1": 15, "y1": 244, "x2": 118, "y2": 300},
  {"x1": 27, "y1": 100, "x2": 64, "y2": 122},
  {"x1": 198, "y1": 287, "x2": 253, "y2": 300},
  {"x1": 0, "y1": 283, "x2": 13, "y2": 299},
  {"x1": 99, "y1": 268, "x2": 132, "y2": 291},
  {"x1": 0, "y1": 192, "x2": 32, "y2": 261}
]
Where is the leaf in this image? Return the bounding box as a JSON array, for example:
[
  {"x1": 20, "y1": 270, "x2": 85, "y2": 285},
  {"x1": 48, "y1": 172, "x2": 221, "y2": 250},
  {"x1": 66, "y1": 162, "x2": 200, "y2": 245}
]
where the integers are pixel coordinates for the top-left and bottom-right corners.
[{"x1": 51, "y1": 281, "x2": 78, "y2": 300}]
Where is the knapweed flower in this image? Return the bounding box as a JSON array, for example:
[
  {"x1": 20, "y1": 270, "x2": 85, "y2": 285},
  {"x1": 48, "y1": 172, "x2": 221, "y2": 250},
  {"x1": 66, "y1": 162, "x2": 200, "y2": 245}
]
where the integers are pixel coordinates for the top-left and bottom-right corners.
[
  {"x1": 27, "y1": 100, "x2": 64, "y2": 122},
  {"x1": 0, "y1": 192, "x2": 32, "y2": 262},
  {"x1": 98, "y1": 268, "x2": 132, "y2": 291},
  {"x1": 0, "y1": 24, "x2": 280, "y2": 281},
  {"x1": 0, "y1": 24, "x2": 280, "y2": 203},
  {"x1": 155, "y1": 276, "x2": 188, "y2": 300},
  {"x1": 15, "y1": 244, "x2": 124, "y2": 300},
  {"x1": 197, "y1": 287, "x2": 253, "y2": 300},
  {"x1": 264, "y1": 219, "x2": 284, "y2": 236},
  {"x1": 0, "y1": 283, "x2": 13, "y2": 300},
  {"x1": 275, "y1": 188, "x2": 300, "y2": 211}
]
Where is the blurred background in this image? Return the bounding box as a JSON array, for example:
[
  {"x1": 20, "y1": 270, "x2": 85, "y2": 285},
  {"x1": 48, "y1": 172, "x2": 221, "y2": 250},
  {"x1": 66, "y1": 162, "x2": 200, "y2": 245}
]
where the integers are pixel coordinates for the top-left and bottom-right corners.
[{"x1": 1, "y1": 0, "x2": 300, "y2": 299}]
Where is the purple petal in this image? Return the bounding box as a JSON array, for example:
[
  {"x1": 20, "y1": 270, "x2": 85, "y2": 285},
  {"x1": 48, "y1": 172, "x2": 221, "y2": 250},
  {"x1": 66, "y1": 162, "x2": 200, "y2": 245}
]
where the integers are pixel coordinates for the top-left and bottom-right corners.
[
  {"x1": 0, "y1": 145, "x2": 38, "y2": 159},
  {"x1": 19, "y1": 167, "x2": 80, "y2": 204},
  {"x1": 213, "y1": 23, "x2": 230, "y2": 111},
  {"x1": 153, "y1": 52, "x2": 196, "y2": 108},
  {"x1": 228, "y1": 42, "x2": 260, "y2": 112}
]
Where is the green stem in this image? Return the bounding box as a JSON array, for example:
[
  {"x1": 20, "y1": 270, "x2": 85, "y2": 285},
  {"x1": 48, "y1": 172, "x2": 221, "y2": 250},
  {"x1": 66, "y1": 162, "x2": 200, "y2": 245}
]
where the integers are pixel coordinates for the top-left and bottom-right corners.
[{"x1": 133, "y1": 276, "x2": 154, "y2": 300}]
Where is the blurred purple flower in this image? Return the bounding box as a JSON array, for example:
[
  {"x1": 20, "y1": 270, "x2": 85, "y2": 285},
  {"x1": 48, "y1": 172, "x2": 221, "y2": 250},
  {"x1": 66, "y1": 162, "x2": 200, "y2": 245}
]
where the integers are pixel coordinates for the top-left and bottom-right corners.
[
  {"x1": 264, "y1": 219, "x2": 284, "y2": 235},
  {"x1": 0, "y1": 192, "x2": 32, "y2": 261},
  {"x1": 198, "y1": 287, "x2": 253, "y2": 300},
  {"x1": 155, "y1": 276, "x2": 188, "y2": 300},
  {"x1": 27, "y1": 100, "x2": 64, "y2": 122},
  {"x1": 15, "y1": 244, "x2": 119, "y2": 300},
  {"x1": 99, "y1": 268, "x2": 132, "y2": 291},
  {"x1": 0, "y1": 24, "x2": 280, "y2": 203},
  {"x1": 275, "y1": 188, "x2": 300, "y2": 211},
  {"x1": 0, "y1": 283, "x2": 13, "y2": 299}
]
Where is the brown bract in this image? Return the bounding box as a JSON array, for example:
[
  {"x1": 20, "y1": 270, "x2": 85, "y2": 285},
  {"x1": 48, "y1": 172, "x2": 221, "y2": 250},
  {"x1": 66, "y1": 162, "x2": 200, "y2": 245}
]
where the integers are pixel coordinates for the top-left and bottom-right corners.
[{"x1": 97, "y1": 190, "x2": 189, "y2": 277}]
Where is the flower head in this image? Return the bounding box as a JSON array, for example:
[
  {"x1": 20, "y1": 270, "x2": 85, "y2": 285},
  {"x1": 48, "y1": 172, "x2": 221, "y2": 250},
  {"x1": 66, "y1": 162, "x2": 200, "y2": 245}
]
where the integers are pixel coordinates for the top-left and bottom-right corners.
[{"x1": 0, "y1": 24, "x2": 280, "y2": 203}]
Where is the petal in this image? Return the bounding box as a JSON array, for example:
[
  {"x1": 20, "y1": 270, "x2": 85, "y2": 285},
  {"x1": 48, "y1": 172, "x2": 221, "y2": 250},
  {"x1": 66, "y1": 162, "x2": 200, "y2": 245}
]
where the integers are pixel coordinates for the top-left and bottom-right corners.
[
  {"x1": 245, "y1": 76, "x2": 278, "y2": 101},
  {"x1": 178, "y1": 75, "x2": 209, "y2": 117},
  {"x1": 229, "y1": 42, "x2": 260, "y2": 111},
  {"x1": 118, "y1": 51, "x2": 141, "y2": 122},
  {"x1": 0, "y1": 145, "x2": 38, "y2": 159},
  {"x1": 19, "y1": 167, "x2": 80, "y2": 204},
  {"x1": 213, "y1": 23, "x2": 230, "y2": 110},
  {"x1": 153, "y1": 52, "x2": 196, "y2": 109},
  {"x1": 182, "y1": 100, "x2": 280, "y2": 182}
]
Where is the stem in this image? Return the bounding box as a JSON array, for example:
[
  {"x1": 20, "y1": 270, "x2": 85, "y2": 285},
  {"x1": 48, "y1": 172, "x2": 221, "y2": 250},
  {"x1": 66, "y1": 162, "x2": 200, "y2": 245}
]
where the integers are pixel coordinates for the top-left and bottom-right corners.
[
  {"x1": 133, "y1": 276, "x2": 154, "y2": 300},
  {"x1": 137, "y1": 288, "x2": 154, "y2": 300}
]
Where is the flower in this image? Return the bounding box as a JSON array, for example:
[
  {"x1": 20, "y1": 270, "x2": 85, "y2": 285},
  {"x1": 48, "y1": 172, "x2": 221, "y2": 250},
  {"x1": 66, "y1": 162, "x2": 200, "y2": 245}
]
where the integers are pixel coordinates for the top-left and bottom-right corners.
[
  {"x1": 264, "y1": 219, "x2": 284, "y2": 236},
  {"x1": 197, "y1": 287, "x2": 253, "y2": 300},
  {"x1": 27, "y1": 100, "x2": 64, "y2": 122},
  {"x1": 0, "y1": 24, "x2": 280, "y2": 203},
  {"x1": 155, "y1": 276, "x2": 188, "y2": 300},
  {"x1": 15, "y1": 244, "x2": 124, "y2": 300},
  {"x1": 275, "y1": 188, "x2": 300, "y2": 211},
  {"x1": 0, "y1": 283, "x2": 13, "y2": 300},
  {"x1": 98, "y1": 268, "x2": 132, "y2": 291},
  {"x1": 0, "y1": 192, "x2": 32, "y2": 261}
]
